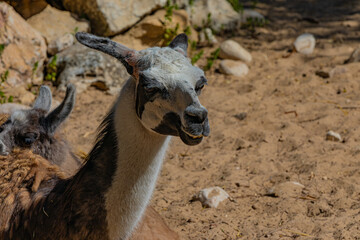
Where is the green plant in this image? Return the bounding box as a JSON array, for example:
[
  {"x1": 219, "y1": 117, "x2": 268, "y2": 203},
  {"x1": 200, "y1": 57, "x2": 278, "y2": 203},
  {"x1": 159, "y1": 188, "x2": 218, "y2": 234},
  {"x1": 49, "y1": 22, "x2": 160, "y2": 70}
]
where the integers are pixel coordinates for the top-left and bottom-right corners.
[
  {"x1": 32, "y1": 61, "x2": 39, "y2": 77},
  {"x1": 162, "y1": 0, "x2": 180, "y2": 46},
  {"x1": 0, "y1": 70, "x2": 13, "y2": 103},
  {"x1": 191, "y1": 50, "x2": 204, "y2": 65},
  {"x1": 45, "y1": 55, "x2": 57, "y2": 82},
  {"x1": 227, "y1": 0, "x2": 243, "y2": 13},
  {"x1": 204, "y1": 48, "x2": 220, "y2": 71},
  {"x1": 242, "y1": 17, "x2": 268, "y2": 32},
  {"x1": 72, "y1": 26, "x2": 79, "y2": 36},
  {"x1": 0, "y1": 44, "x2": 5, "y2": 57}
]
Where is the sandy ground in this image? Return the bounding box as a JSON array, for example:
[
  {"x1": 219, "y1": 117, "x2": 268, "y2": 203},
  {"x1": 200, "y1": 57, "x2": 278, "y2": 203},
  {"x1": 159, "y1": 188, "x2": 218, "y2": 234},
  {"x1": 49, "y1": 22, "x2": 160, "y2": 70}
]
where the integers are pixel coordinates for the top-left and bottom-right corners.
[{"x1": 51, "y1": 1, "x2": 360, "y2": 239}]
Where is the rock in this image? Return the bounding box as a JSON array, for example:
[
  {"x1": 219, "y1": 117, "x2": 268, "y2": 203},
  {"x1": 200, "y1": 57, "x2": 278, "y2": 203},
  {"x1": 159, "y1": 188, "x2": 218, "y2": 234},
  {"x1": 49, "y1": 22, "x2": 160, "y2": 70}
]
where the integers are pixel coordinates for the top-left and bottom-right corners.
[
  {"x1": 219, "y1": 60, "x2": 249, "y2": 77},
  {"x1": 62, "y1": 0, "x2": 167, "y2": 37},
  {"x1": 240, "y1": 9, "x2": 265, "y2": 24},
  {"x1": 53, "y1": 43, "x2": 129, "y2": 94},
  {"x1": 293, "y1": 33, "x2": 316, "y2": 55},
  {"x1": 47, "y1": 33, "x2": 75, "y2": 55},
  {"x1": 234, "y1": 112, "x2": 247, "y2": 121},
  {"x1": 266, "y1": 181, "x2": 305, "y2": 198},
  {"x1": 326, "y1": 131, "x2": 342, "y2": 142},
  {"x1": 0, "y1": 2, "x2": 47, "y2": 86},
  {"x1": 0, "y1": 103, "x2": 30, "y2": 114},
  {"x1": 112, "y1": 9, "x2": 196, "y2": 51},
  {"x1": 193, "y1": 186, "x2": 229, "y2": 208},
  {"x1": 3, "y1": 0, "x2": 47, "y2": 19},
  {"x1": 219, "y1": 40, "x2": 252, "y2": 63},
  {"x1": 344, "y1": 47, "x2": 360, "y2": 64},
  {"x1": 198, "y1": 28, "x2": 217, "y2": 46},
  {"x1": 187, "y1": 0, "x2": 239, "y2": 32},
  {"x1": 329, "y1": 66, "x2": 347, "y2": 77},
  {"x1": 315, "y1": 70, "x2": 329, "y2": 79},
  {"x1": 27, "y1": 5, "x2": 89, "y2": 45}
]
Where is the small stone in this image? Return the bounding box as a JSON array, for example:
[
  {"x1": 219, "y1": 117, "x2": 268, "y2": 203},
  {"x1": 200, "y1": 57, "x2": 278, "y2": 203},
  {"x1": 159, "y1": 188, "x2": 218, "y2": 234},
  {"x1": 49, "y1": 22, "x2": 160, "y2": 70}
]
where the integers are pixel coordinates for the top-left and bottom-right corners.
[
  {"x1": 344, "y1": 48, "x2": 360, "y2": 64},
  {"x1": 219, "y1": 40, "x2": 252, "y2": 63},
  {"x1": 234, "y1": 112, "x2": 247, "y2": 121},
  {"x1": 315, "y1": 70, "x2": 329, "y2": 79},
  {"x1": 204, "y1": 28, "x2": 218, "y2": 45},
  {"x1": 240, "y1": 9, "x2": 265, "y2": 24},
  {"x1": 293, "y1": 33, "x2": 316, "y2": 55},
  {"x1": 219, "y1": 60, "x2": 249, "y2": 77},
  {"x1": 266, "y1": 181, "x2": 305, "y2": 198},
  {"x1": 326, "y1": 131, "x2": 342, "y2": 142},
  {"x1": 329, "y1": 66, "x2": 347, "y2": 77},
  {"x1": 193, "y1": 186, "x2": 229, "y2": 208},
  {"x1": 48, "y1": 33, "x2": 75, "y2": 55}
]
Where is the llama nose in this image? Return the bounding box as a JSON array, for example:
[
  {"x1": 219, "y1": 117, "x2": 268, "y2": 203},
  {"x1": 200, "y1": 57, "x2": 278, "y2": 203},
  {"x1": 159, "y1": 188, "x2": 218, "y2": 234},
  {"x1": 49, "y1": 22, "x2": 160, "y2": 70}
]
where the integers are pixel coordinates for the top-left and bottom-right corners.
[{"x1": 184, "y1": 105, "x2": 208, "y2": 124}]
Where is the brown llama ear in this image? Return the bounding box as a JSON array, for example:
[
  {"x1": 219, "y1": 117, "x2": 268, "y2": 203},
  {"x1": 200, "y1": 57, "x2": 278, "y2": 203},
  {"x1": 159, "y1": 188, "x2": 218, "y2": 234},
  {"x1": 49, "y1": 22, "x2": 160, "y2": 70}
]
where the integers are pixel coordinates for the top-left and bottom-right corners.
[
  {"x1": 33, "y1": 85, "x2": 52, "y2": 113},
  {"x1": 169, "y1": 33, "x2": 188, "y2": 57},
  {"x1": 44, "y1": 84, "x2": 76, "y2": 134},
  {"x1": 75, "y1": 32, "x2": 138, "y2": 76}
]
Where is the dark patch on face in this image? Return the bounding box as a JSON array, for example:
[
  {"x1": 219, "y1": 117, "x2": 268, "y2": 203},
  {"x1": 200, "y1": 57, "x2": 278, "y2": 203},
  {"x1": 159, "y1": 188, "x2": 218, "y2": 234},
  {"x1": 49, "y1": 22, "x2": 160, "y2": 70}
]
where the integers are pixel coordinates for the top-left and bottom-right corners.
[
  {"x1": 135, "y1": 74, "x2": 168, "y2": 119},
  {"x1": 152, "y1": 112, "x2": 180, "y2": 136}
]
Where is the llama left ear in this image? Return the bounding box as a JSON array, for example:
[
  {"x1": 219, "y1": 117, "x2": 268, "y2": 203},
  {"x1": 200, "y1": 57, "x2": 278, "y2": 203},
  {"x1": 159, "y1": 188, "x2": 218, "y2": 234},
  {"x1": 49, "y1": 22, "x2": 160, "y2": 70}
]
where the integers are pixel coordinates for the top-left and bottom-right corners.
[
  {"x1": 75, "y1": 32, "x2": 138, "y2": 75},
  {"x1": 169, "y1": 33, "x2": 188, "y2": 56},
  {"x1": 44, "y1": 84, "x2": 76, "y2": 134}
]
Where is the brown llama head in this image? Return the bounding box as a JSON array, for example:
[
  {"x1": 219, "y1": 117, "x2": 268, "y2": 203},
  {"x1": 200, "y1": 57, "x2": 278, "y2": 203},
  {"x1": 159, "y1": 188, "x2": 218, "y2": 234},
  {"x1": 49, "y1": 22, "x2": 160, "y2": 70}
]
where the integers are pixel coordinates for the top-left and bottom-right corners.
[{"x1": 0, "y1": 85, "x2": 76, "y2": 166}]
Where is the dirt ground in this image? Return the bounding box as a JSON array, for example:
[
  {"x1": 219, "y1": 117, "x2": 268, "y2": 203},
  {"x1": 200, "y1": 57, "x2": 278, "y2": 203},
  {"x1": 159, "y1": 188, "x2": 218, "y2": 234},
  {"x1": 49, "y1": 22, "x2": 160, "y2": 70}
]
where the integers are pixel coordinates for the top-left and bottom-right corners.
[{"x1": 53, "y1": 1, "x2": 360, "y2": 239}]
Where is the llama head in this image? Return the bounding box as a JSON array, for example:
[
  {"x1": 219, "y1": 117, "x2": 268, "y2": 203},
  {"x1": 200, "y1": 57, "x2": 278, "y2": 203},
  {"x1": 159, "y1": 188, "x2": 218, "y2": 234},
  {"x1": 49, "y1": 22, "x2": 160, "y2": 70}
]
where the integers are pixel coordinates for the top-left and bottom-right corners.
[
  {"x1": 0, "y1": 84, "x2": 76, "y2": 156},
  {"x1": 76, "y1": 32, "x2": 210, "y2": 145}
]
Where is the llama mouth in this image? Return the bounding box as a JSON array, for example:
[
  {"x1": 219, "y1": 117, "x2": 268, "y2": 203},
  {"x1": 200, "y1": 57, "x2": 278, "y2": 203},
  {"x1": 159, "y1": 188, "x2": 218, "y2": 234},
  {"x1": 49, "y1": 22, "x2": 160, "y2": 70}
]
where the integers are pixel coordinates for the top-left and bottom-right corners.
[{"x1": 179, "y1": 127, "x2": 204, "y2": 146}]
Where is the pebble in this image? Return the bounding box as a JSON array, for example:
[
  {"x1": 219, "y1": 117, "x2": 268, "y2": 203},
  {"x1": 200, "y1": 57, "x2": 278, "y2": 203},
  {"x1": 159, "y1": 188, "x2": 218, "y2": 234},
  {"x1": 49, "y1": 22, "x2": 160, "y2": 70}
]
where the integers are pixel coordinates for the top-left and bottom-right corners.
[
  {"x1": 193, "y1": 186, "x2": 229, "y2": 208},
  {"x1": 219, "y1": 60, "x2": 249, "y2": 77},
  {"x1": 344, "y1": 47, "x2": 360, "y2": 64},
  {"x1": 329, "y1": 66, "x2": 347, "y2": 77},
  {"x1": 219, "y1": 40, "x2": 252, "y2": 63},
  {"x1": 326, "y1": 131, "x2": 342, "y2": 142},
  {"x1": 266, "y1": 181, "x2": 305, "y2": 198},
  {"x1": 48, "y1": 33, "x2": 75, "y2": 55},
  {"x1": 293, "y1": 33, "x2": 316, "y2": 55}
]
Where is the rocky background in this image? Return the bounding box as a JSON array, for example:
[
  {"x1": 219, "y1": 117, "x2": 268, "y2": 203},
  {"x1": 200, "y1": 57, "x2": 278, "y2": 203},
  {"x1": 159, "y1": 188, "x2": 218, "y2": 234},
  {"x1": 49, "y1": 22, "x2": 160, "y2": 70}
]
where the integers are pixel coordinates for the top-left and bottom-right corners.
[{"x1": 1, "y1": 0, "x2": 360, "y2": 239}]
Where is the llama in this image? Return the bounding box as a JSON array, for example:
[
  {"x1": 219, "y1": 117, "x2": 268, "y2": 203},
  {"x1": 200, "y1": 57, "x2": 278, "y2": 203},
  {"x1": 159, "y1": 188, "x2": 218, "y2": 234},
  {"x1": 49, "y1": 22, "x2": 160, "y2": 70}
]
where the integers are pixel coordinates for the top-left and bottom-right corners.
[
  {"x1": 0, "y1": 85, "x2": 179, "y2": 239},
  {"x1": 2, "y1": 32, "x2": 210, "y2": 240},
  {"x1": 0, "y1": 84, "x2": 81, "y2": 175}
]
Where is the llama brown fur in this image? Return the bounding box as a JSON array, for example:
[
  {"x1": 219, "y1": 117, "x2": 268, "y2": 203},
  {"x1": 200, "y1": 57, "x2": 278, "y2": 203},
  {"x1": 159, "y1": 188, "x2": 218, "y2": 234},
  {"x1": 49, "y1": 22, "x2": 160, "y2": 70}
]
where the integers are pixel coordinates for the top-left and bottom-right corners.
[{"x1": 0, "y1": 148, "x2": 66, "y2": 232}]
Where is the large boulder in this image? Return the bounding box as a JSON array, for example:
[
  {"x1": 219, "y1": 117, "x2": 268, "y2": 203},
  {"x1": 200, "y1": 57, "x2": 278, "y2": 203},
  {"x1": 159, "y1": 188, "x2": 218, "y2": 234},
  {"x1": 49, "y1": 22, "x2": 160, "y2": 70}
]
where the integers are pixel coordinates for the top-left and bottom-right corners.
[
  {"x1": 0, "y1": 2, "x2": 47, "y2": 87},
  {"x1": 186, "y1": 0, "x2": 239, "y2": 32},
  {"x1": 52, "y1": 43, "x2": 129, "y2": 95},
  {"x1": 62, "y1": 0, "x2": 167, "y2": 36},
  {"x1": 27, "y1": 5, "x2": 89, "y2": 46},
  {"x1": 112, "y1": 9, "x2": 197, "y2": 50},
  {"x1": 3, "y1": 0, "x2": 47, "y2": 19}
]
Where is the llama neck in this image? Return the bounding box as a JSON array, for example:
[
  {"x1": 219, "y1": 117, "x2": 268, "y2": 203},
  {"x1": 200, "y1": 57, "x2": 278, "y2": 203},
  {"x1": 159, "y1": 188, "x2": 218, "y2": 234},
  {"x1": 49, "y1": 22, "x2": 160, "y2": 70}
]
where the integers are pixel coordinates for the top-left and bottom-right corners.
[{"x1": 105, "y1": 79, "x2": 170, "y2": 240}]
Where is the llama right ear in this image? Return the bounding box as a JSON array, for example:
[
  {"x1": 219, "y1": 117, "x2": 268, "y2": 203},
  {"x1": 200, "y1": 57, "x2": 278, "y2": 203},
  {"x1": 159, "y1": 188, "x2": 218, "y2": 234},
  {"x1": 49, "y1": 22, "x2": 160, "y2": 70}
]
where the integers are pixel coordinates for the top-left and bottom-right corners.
[
  {"x1": 44, "y1": 84, "x2": 76, "y2": 134},
  {"x1": 33, "y1": 85, "x2": 52, "y2": 113},
  {"x1": 169, "y1": 33, "x2": 188, "y2": 56},
  {"x1": 75, "y1": 32, "x2": 137, "y2": 76}
]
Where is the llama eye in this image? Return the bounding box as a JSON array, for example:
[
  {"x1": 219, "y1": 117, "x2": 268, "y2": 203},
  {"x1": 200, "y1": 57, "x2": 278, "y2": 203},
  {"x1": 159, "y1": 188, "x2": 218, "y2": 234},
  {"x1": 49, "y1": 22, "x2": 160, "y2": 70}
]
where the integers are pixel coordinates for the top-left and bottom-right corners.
[
  {"x1": 21, "y1": 133, "x2": 38, "y2": 145},
  {"x1": 144, "y1": 86, "x2": 159, "y2": 95}
]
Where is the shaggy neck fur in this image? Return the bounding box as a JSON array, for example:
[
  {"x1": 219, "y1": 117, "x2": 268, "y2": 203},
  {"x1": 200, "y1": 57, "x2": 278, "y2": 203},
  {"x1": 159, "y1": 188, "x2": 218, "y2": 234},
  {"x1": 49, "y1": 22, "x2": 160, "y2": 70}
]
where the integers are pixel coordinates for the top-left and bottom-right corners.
[
  {"x1": 3, "y1": 78, "x2": 170, "y2": 240},
  {"x1": 105, "y1": 78, "x2": 170, "y2": 240}
]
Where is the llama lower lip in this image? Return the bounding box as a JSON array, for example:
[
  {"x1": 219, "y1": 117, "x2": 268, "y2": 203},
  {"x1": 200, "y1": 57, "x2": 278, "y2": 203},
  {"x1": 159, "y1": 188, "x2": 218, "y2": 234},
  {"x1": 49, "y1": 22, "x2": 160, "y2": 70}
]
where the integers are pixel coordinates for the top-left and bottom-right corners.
[{"x1": 179, "y1": 127, "x2": 203, "y2": 146}]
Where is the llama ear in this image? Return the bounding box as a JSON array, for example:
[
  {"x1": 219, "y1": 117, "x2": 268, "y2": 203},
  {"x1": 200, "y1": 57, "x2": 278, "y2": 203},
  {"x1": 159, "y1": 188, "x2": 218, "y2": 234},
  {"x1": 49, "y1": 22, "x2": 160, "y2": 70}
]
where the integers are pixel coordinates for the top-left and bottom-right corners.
[
  {"x1": 169, "y1": 33, "x2": 188, "y2": 56},
  {"x1": 75, "y1": 32, "x2": 137, "y2": 75},
  {"x1": 33, "y1": 85, "x2": 52, "y2": 113},
  {"x1": 44, "y1": 84, "x2": 76, "y2": 134}
]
